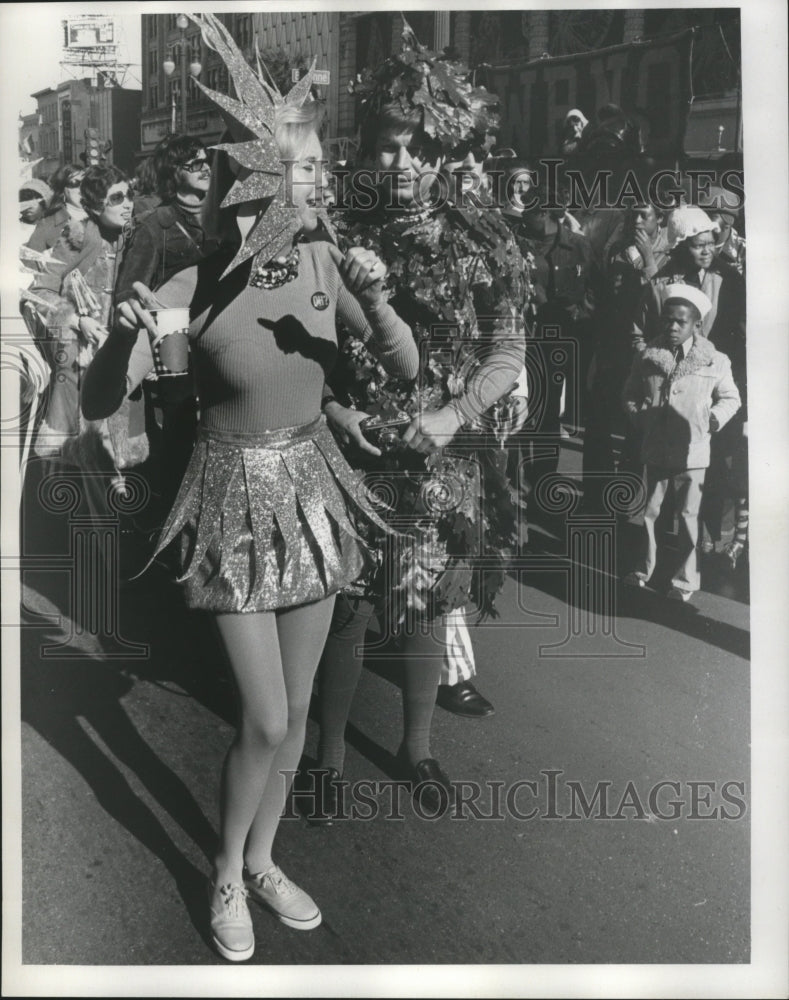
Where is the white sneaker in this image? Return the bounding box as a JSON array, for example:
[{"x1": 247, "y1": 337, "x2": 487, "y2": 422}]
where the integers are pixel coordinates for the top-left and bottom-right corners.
[
  {"x1": 667, "y1": 587, "x2": 693, "y2": 602},
  {"x1": 622, "y1": 572, "x2": 646, "y2": 588},
  {"x1": 245, "y1": 866, "x2": 322, "y2": 930},
  {"x1": 208, "y1": 881, "x2": 254, "y2": 962}
]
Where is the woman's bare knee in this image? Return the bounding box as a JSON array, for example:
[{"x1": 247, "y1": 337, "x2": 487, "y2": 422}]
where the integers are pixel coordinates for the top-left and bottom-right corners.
[{"x1": 238, "y1": 714, "x2": 289, "y2": 750}]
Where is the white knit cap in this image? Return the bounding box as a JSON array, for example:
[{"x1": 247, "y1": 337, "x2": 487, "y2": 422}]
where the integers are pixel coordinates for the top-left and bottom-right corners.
[
  {"x1": 666, "y1": 205, "x2": 719, "y2": 249},
  {"x1": 663, "y1": 283, "x2": 713, "y2": 320},
  {"x1": 564, "y1": 108, "x2": 588, "y2": 127}
]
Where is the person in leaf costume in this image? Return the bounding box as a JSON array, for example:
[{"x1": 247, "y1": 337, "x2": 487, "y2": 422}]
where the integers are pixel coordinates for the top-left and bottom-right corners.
[{"x1": 310, "y1": 22, "x2": 530, "y2": 819}]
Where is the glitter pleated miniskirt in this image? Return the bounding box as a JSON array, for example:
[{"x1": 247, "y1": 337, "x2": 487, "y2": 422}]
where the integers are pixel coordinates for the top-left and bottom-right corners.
[{"x1": 147, "y1": 416, "x2": 388, "y2": 613}]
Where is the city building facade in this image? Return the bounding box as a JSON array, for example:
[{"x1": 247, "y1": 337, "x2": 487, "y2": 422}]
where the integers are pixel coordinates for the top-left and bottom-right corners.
[
  {"x1": 31, "y1": 77, "x2": 142, "y2": 180},
  {"x1": 137, "y1": 9, "x2": 740, "y2": 161}
]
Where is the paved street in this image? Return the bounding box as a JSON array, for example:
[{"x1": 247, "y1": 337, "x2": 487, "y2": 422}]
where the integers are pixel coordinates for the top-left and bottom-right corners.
[{"x1": 14, "y1": 442, "x2": 750, "y2": 969}]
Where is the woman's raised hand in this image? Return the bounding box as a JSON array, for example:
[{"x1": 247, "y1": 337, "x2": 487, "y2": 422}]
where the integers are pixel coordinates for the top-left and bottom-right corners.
[
  {"x1": 327, "y1": 244, "x2": 388, "y2": 308},
  {"x1": 114, "y1": 281, "x2": 162, "y2": 341}
]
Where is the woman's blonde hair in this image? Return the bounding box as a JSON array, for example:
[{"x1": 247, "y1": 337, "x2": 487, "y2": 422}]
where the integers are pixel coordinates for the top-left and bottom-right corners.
[
  {"x1": 202, "y1": 100, "x2": 324, "y2": 243},
  {"x1": 274, "y1": 100, "x2": 324, "y2": 161}
]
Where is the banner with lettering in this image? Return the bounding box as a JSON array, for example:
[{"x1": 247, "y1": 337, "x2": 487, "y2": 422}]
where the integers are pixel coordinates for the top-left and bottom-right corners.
[{"x1": 489, "y1": 30, "x2": 695, "y2": 160}]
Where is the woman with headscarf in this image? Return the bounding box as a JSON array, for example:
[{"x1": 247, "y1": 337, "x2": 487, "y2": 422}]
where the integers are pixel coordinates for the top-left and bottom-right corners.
[{"x1": 26, "y1": 163, "x2": 87, "y2": 252}]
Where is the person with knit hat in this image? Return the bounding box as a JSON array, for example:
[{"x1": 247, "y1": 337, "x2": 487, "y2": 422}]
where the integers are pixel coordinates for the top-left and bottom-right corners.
[
  {"x1": 632, "y1": 204, "x2": 745, "y2": 355},
  {"x1": 560, "y1": 108, "x2": 589, "y2": 155},
  {"x1": 622, "y1": 284, "x2": 740, "y2": 602}
]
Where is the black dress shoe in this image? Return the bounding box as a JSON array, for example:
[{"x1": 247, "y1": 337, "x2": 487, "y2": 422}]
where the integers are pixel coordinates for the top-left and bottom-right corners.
[
  {"x1": 436, "y1": 681, "x2": 495, "y2": 718},
  {"x1": 399, "y1": 756, "x2": 454, "y2": 814},
  {"x1": 306, "y1": 767, "x2": 345, "y2": 826}
]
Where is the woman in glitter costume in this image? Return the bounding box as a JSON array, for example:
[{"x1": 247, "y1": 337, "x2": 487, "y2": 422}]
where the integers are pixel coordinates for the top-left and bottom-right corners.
[{"x1": 81, "y1": 17, "x2": 418, "y2": 962}]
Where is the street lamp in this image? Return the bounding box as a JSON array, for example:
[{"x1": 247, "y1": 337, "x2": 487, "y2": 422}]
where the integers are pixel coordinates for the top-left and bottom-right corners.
[{"x1": 162, "y1": 13, "x2": 202, "y2": 134}]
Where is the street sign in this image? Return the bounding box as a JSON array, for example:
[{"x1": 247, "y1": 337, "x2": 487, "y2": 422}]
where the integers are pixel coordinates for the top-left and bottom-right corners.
[{"x1": 291, "y1": 68, "x2": 331, "y2": 86}]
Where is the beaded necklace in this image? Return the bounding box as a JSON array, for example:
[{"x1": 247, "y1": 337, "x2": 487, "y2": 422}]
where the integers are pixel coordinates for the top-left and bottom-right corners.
[{"x1": 248, "y1": 245, "x2": 300, "y2": 290}]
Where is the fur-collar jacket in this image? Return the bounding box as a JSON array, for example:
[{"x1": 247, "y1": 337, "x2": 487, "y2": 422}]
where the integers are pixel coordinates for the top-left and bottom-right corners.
[{"x1": 622, "y1": 333, "x2": 741, "y2": 470}]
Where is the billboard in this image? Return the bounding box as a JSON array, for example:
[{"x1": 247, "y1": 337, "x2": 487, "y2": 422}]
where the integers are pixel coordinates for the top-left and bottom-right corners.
[{"x1": 62, "y1": 16, "x2": 115, "y2": 49}]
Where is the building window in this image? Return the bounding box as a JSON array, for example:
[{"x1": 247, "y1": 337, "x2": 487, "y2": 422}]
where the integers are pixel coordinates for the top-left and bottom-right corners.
[
  {"x1": 205, "y1": 65, "x2": 228, "y2": 93},
  {"x1": 149, "y1": 82, "x2": 159, "y2": 109},
  {"x1": 148, "y1": 48, "x2": 158, "y2": 77},
  {"x1": 236, "y1": 14, "x2": 252, "y2": 50}
]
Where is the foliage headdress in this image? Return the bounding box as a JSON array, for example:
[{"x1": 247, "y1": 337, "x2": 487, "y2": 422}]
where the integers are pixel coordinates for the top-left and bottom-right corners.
[
  {"x1": 349, "y1": 17, "x2": 500, "y2": 153},
  {"x1": 191, "y1": 13, "x2": 332, "y2": 276}
]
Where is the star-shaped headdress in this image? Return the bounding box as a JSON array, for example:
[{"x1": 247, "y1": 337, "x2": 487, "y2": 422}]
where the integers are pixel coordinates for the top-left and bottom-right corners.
[{"x1": 191, "y1": 13, "x2": 333, "y2": 276}]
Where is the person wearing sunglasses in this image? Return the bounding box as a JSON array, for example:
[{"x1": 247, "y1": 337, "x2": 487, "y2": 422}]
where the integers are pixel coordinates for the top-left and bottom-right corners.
[
  {"x1": 26, "y1": 164, "x2": 86, "y2": 252},
  {"x1": 113, "y1": 134, "x2": 219, "y2": 514},
  {"x1": 116, "y1": 135, "x2": 214, "y2": 304},
  {"x1": 27, "y1": 164, "x2": 147, "y2": 486}
]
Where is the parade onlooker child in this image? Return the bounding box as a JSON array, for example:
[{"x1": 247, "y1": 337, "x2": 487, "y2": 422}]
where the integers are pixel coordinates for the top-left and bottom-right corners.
[
  {"x1": 632, "y1": 204, "x2": 746, "y2": 550},
  {"x1": 622, "y1": 285, "x2": 740, "y2": 601}
]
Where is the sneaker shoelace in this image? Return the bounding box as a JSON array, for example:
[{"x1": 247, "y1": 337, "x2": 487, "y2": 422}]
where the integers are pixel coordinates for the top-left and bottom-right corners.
[
  {"x1": 257, "y1": 867, "x2": 297, "y2": 898},
  {"x1": 217, "y1": 883, "x2": 249, "y2": 918}
]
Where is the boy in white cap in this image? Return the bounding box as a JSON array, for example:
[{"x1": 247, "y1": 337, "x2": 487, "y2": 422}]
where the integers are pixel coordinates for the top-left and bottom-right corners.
[{"x1": 621, "y1": 284, "x2": 740, "y2": 601}]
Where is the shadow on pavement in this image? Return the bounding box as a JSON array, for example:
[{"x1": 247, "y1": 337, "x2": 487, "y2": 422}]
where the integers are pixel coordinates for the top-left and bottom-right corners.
[
  {"x1": 511, "y1": 518, "x2": 750, "y2": 662},
  {"x1": 19, "y1": 562, "x2": 228, "y2": 959}
]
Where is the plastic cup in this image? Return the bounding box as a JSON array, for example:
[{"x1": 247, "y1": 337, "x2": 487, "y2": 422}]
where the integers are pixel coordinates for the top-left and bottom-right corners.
[{"x1": 150, "y1": 307, "x2": 190, "y2": 375}]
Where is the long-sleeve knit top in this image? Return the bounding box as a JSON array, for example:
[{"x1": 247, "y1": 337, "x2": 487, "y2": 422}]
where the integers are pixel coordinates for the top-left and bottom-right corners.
[{"x1": 82, "y1": 240, "x2": 418, "y2": 431}]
